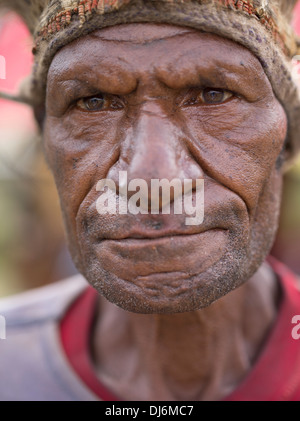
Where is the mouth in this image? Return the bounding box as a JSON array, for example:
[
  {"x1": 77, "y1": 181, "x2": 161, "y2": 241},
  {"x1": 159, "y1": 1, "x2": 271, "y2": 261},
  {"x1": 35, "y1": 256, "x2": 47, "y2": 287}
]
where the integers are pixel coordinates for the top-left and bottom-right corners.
[
  {"x1": 95, "y1": 228, "x2": 229, "y2": 282},
  {"x1": 95, "y1": 213, "x2": 229, "y2": 242},
  {"x1": 106, "y1": 228, "x2": 227, "y2": 245}
]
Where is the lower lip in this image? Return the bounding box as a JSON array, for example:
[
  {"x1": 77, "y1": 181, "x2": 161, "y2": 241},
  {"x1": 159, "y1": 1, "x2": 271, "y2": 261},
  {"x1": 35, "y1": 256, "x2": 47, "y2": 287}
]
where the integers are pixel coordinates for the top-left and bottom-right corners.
[{"x1": 96, "y1": 229, "x2": 228, "y2": 280}]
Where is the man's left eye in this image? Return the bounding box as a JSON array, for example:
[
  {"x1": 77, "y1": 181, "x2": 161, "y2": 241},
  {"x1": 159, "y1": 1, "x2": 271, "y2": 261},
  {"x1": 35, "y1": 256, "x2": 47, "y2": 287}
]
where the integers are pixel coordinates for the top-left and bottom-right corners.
[
  {"x1": 76, "y1": 94, "x2": 123, "y2": 111},
  {"x1": 184, "y1": 88, "x2": 234, "y2": 106}
]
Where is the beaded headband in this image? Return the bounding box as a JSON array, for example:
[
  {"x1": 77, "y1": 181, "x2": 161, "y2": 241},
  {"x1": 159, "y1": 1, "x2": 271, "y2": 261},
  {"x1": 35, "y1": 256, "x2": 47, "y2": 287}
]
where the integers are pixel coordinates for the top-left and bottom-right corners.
[{"x1": 34, "y1": 0, "x2": 296, "y2": 57}]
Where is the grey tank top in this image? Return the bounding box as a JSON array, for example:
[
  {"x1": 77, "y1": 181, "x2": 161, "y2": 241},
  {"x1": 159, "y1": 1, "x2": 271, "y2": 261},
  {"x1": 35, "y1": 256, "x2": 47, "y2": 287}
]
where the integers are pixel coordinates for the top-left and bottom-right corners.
[{"x1": 0, "y1": 275, "x2": 100, "y2": 401}]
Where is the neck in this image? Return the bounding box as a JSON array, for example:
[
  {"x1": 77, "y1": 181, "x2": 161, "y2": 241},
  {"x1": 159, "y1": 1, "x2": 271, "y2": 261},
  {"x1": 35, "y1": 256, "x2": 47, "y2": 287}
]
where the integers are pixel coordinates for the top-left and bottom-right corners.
[{"x1": 92, "y1": 262, "x2": 280, "y2": 401}]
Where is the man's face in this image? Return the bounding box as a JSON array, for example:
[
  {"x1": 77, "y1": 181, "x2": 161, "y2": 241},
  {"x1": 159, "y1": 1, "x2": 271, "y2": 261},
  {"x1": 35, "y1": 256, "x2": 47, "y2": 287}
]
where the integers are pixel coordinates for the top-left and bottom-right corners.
[{"x1": 44, "y1": 24, "x2": 287, "y2": 313}]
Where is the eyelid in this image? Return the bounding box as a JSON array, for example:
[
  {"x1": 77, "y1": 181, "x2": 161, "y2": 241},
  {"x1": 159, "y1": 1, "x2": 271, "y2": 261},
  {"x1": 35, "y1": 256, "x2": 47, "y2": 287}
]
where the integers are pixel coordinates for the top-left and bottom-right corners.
[
  {"x1": 76, "y1": 95, "x2": 103, "y2": 111},
  {"x1": 182, "y1": 87, "x2": 236, "y2": 107},
  {"x1": 74, "y1": 93, "x2": 124, "y2": 112},
  {"x1": 201, "y1": 89, "x2": 234, "y2": 103}
]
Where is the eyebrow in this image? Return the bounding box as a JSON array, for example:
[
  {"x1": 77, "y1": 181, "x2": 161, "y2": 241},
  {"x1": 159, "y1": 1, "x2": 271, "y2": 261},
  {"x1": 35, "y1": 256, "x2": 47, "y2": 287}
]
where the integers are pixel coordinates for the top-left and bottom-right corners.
[
  {"x1": 153, "y1": 45, "x2": 268, "y2": 101},
  {"x1": 47, "y1": 40, "x2": 270, "y2": 103},
  {"x1": 48, "y1": 63, "x2": 139, "y2": 97}
]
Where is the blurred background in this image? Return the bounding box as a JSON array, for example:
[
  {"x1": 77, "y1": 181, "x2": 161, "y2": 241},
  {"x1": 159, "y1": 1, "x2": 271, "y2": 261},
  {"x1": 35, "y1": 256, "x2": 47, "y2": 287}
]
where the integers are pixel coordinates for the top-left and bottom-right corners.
[
  {"x1": 0, "y1": 10, "x2": 77, "y2": 296},
  {"x1": 0, "y1": 5, "x2": 300, "y2": 297}
]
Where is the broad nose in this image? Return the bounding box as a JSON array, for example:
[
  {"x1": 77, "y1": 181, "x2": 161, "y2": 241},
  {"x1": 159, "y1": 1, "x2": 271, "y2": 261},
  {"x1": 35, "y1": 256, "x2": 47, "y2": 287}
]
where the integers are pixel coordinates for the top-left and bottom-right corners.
[{"x1": 108, "y1": 108, "x2": 204, "y2": 210}]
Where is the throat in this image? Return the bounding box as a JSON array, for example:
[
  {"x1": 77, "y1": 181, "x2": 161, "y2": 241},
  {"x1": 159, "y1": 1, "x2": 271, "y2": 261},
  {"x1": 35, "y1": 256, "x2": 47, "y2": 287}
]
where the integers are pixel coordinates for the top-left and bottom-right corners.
[{"x1": 91, "y1": 263, "x2": 279, "y2": 401}]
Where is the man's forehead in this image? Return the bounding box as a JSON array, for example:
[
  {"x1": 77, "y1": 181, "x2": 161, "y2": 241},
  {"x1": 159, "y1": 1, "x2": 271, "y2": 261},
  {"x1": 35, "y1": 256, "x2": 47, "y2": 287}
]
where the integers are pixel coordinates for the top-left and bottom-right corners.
[
  {"x1": 50, "y1": 24, "x2": 259, "y2": 73},
  {"x1": 49, "y1": 25, "x2": 264, "y2": 87},
  {"x1": 89, "y1": 23, "x2": 196, "y2": 43}
]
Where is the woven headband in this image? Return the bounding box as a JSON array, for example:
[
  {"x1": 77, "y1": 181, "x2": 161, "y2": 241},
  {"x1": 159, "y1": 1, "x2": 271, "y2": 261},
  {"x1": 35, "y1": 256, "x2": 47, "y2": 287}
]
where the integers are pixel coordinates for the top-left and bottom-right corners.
[{"x1": 35, "y1": 0, "x2": 297, "y2": 55}]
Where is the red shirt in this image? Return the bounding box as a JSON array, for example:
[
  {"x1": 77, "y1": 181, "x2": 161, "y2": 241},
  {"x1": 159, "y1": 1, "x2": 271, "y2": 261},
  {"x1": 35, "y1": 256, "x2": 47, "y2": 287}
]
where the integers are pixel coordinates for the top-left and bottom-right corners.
[{"x1": 60, "y1": 257, "x2": 300, "y2": 401}]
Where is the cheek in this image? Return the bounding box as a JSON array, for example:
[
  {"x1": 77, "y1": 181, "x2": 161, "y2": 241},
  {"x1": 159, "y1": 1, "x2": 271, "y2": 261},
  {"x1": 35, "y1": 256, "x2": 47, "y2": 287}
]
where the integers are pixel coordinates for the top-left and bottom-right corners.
[
  {"x1": 43, "y1": 114, "x2": 122, "y2": 224},
  {"x1": 183, "y1": 99, "x2": 287, "y2": 215}
]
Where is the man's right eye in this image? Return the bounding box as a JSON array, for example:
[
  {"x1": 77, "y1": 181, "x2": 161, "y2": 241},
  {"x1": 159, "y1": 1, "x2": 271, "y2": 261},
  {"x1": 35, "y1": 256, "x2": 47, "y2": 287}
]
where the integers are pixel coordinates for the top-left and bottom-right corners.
[{"x1": 76, "y1": 94, "x2": 123, "y2": 112}]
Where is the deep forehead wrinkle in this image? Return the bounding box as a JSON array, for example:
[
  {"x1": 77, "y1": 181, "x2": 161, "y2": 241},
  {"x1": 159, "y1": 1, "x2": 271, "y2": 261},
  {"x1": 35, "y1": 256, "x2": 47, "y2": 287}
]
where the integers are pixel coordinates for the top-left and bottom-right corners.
[
  {"x1": 46, "y1": 23, "x2": 274, "y2": 107},
  {"x1": 90, "y1": 23, "x2": 196, "y2": 43}
]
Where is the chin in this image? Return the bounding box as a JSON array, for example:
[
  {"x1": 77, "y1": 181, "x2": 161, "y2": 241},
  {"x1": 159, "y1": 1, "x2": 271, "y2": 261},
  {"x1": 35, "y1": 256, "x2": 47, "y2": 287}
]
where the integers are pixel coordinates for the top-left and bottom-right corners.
[{"x1": 79, "y1": 244, "x2": 259, "y2": 314}]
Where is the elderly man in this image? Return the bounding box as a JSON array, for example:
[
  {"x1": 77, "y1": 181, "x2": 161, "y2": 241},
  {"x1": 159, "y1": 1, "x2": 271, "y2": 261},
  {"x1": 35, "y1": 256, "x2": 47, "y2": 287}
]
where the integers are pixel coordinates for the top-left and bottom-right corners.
[{"x1": 0, "y1": 0, "x2": 300, "y2": 401}]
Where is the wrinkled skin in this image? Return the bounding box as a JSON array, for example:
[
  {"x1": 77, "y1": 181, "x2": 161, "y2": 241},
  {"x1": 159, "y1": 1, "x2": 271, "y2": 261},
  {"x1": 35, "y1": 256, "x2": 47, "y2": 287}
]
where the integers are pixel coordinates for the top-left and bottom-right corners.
[
  {"x1": 43, "y1": 24, "x2": 287, "y2": 399},
  {"x1": 44, "y1": 24, "x2": 287, "y2": 313}
]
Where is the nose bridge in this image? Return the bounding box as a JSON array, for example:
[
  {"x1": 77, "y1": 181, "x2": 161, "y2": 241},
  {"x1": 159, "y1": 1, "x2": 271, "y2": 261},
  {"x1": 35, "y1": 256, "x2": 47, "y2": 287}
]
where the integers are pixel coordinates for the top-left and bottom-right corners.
[
  {"x1": 105, "y1": 102, "x2": 205, "y2": 212},
  {"x1": 126, "y1": 108, "x2": 181, "y2": 182}
]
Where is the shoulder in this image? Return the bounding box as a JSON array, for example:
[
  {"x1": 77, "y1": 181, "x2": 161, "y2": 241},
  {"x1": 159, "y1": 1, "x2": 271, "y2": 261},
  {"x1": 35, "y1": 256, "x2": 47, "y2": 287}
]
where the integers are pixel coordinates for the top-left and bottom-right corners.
[
  {"x1": 0, "y1": 274, "x2": 89, "y2": 327},
  {"x1": 0, "y1": 275, "x2": 96, "y2": 401}
]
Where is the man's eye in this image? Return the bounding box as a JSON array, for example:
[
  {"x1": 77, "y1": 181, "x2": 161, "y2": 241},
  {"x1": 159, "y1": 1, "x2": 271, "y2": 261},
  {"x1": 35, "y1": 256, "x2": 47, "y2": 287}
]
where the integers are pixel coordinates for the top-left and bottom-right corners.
[
  {"x1": 76, "y1": 94, "x2": 123, "y2": 111},
  {"x1": 184, "y1": 88, "x2": 234, "y2": 106},
  {"x1": 202, "y1": 88, "x2": 233, "y2": 104}
]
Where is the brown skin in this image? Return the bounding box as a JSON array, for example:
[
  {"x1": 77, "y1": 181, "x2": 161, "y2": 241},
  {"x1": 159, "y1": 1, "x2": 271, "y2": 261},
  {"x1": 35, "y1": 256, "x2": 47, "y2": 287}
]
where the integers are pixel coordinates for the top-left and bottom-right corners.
[{"x1": 43, "y1": 24, "x2": 287, "y2": 399}]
